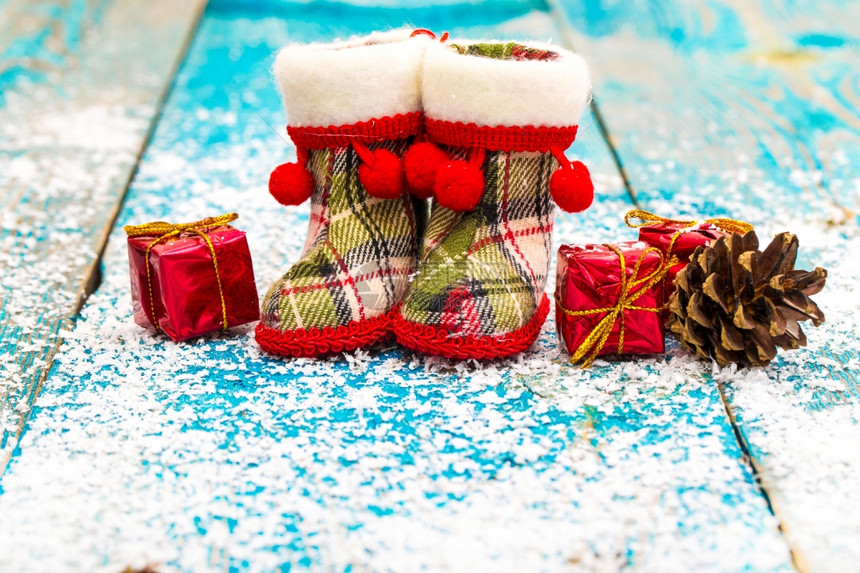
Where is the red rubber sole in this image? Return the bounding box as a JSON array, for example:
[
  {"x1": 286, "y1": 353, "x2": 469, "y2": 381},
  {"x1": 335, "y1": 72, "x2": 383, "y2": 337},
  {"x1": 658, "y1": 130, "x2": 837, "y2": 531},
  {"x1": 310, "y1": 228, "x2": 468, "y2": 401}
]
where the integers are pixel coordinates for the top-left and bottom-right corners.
[
  {"x1": 255, "y1": 305, "x2": 399, "y2": 358},
  {"x1": 393, "y1": 294, "x2": 550, "y2": 360}
]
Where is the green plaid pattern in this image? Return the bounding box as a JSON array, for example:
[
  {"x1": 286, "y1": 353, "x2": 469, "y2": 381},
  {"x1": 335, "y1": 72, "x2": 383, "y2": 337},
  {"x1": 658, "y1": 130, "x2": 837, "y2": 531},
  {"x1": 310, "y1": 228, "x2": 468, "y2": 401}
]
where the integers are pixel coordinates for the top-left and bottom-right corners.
[
  {"x1": 401, "y1": 150, "x2": 555, "y2": 337},
  {"x1": 420, "y1": 183, "x2": 462, "y2": 260},
  {"x1": 260, "y1": 140, "x2": 421, "y2": 331},
  {"x1": 449, "y1": 42, "x2": 559, "y2": 62}
]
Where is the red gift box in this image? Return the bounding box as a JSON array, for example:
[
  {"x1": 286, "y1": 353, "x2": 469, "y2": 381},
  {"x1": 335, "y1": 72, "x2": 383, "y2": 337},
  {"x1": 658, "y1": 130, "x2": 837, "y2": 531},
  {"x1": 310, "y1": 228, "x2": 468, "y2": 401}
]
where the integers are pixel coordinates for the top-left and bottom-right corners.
[
  {"x1": 626, "y1": 210, "x2": 753, "y2": 309},
  {"x1": 637, "y1": 221, "x2": 726, "y2": 260},
  {"x1": 638, "y1": 221, "x2": 725, "y2": 309},
  {"x1": 555, "y1": 242, "x2": 666, "y2": 367},
  {"x1": 125, "y1": 213, "x2": 260, "y2": 342}
]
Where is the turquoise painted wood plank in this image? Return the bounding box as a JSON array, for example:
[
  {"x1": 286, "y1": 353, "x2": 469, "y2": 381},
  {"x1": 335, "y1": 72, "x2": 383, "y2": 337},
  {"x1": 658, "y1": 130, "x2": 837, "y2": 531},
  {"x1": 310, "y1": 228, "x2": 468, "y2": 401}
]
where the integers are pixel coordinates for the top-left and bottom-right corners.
[
  {"x1": 0, "y1": 1, "x2": 793, "y2": 570},
  {"x1": 551, "y1": 0, "x2": 860, "y2": 570},
  {"x1": 0, "y1": 0, "x2": 206, "y2": 471},
  {"x1": 553, "y1": 0, "x2": 859, "y2": 223}
]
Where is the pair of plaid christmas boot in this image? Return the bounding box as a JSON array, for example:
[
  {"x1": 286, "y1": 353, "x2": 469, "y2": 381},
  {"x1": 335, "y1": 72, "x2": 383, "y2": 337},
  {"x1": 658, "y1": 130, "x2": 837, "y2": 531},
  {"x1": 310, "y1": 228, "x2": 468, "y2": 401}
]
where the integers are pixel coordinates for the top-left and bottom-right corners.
[{"x1": 255, "y1": 30, "x2": 593, "y2": 360}]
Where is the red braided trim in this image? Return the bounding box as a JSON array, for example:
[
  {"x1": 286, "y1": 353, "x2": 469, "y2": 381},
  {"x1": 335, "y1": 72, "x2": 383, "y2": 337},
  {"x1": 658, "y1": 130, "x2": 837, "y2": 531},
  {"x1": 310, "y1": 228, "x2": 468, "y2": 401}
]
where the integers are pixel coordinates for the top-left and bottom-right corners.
[
  {"x1": 255, "y1": 305, "x2": 400, "y2": 358},
  {"x1": 426, "y1": 120, "x2": 578, "y2": 152},
  {"x1": 288, "y1": 113, "x2": 424, "y2": 149},
  {"x1": 393, "y1": 294, "x2": 550, "y2": 360}
]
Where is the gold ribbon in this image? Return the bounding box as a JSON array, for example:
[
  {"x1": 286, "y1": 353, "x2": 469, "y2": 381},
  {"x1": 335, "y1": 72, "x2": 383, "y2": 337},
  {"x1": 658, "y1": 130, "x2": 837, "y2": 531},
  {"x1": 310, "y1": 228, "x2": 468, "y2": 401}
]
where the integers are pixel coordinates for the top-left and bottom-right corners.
[
  {"x1": 124, "y1": 213, "x2": 238, "y2": 333},
  {"x1": 557, "y1": 244, "x2": 667, "y2": 368}
]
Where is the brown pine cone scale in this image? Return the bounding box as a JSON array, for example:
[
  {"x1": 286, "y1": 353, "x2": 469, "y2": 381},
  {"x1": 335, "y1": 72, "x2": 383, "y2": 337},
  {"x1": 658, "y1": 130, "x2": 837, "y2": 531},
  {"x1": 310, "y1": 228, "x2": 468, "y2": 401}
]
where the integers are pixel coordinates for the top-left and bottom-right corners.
[{"x1": 666, "y1": 230, "x2": 827, "y2": 367}]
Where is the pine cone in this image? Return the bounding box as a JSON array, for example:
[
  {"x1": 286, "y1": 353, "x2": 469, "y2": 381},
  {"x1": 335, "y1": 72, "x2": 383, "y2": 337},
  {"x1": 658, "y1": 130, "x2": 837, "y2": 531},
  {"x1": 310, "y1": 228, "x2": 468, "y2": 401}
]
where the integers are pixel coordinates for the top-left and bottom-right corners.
[{"x1": 666, "y1": 231, "x2": 827, "y2": 367}]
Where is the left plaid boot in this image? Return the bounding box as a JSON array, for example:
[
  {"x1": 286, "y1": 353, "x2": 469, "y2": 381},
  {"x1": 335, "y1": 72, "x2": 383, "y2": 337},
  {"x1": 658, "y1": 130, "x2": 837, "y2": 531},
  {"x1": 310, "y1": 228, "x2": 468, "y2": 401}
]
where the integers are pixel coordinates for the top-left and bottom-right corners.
[
  {"x1": 394, "y1": 39, "x2": 594, "y2": 360},
  {"x1": 255, "y1": 31, "x2": 429, "y2": 357}
]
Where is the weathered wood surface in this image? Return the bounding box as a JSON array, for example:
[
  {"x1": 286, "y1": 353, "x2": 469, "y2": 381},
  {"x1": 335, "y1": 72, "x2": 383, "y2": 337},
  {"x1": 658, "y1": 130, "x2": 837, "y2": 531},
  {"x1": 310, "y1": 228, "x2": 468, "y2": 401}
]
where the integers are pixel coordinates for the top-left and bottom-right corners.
[
  {"x1": 0, "y1": 0, "x2": 205, "y2": 470},
  {"x1": 552, "y1": 0, "x2": 860, "y2": 570},
  {"x1": 0, "y1": 0, "x2": 795, "y2": 571}
]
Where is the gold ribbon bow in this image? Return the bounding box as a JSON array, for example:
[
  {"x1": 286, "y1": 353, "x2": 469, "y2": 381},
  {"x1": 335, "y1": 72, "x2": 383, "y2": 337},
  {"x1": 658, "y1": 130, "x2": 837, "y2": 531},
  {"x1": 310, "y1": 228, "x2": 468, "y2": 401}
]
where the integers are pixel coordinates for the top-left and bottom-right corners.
[
  {"x1": 556, "y1": 244, "x2": 667, "y2": 368},
  {"x1": 124, "y1": 213, "x2": 238, "y2": 333}
]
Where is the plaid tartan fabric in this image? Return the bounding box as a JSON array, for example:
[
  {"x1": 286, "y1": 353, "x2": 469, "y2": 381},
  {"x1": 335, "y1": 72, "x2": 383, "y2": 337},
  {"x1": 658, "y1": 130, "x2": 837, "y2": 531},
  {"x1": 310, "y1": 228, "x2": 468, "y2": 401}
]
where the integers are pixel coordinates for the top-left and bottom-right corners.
[
  {"x1": 260, "y1": 139, "x2": 421, "y2": 332},
  {"x1": 449, "y1": 42, "x2": 559, "y2": 62},
  {"x1": 401, "y1": 149, "x2": 555, "y2": 337}
]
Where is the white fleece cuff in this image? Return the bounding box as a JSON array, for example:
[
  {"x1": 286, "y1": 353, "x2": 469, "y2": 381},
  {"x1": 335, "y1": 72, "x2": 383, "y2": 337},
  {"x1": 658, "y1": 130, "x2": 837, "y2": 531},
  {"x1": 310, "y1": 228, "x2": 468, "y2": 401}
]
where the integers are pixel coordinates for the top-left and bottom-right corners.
[
  {"x1": 422, "y1": 41, "x2": 592, "y2": 128},
  {"x1": 273, "y1": 30, "x2": 430, "y2": 128}
]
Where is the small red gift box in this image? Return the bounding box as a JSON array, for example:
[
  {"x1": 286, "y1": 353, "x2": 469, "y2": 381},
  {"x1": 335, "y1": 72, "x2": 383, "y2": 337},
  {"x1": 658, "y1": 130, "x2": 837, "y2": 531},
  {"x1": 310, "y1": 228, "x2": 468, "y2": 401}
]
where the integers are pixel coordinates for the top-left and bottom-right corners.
[
  {"x1": 637, "y1": 221, "x2": 725, "y2": 302},
  {"x1": 637, "y1": 221, "x2": 726, "y2": 259},
  {"x1": 124, "y1": 213, "x2": 260, "y2": 342},
  {"x1": 555, "y1": 242, "x2": 665, "y2": 367},
  {"x1": 626, "y1": 210, "x2": 753, "y2": 309}
]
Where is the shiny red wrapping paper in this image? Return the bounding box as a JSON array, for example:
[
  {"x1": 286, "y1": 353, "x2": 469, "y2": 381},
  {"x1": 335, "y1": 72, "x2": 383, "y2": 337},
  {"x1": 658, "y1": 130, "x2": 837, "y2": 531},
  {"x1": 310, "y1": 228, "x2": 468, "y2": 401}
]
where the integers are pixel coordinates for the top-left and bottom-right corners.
[
  {"x1": 637, "y1": 221, "x2": 726, "y2": 308},
  {"x1": 555, "y1": 242, "x2": 665, "y2": 359},
  {"x1": 127, "y1": 226, "x2": 260, "y2": 342}
]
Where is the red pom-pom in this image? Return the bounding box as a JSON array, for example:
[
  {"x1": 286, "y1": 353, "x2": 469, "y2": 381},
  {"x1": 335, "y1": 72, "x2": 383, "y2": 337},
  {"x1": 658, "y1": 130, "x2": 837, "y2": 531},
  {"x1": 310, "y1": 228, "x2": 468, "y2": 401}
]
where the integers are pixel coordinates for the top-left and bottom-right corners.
[
  {"x1": 434, "y1": 160, "x2": 485, "y2": 212},
  {"x1": 358, "y1": 148, "x2": 404, "y2": 199},
  {"x1": 550, "y1": 160, "x2": 594, "y2": 213},
  {"x1": 269, "y1": 162, "x2": 314, "y2": 206},
  {"x1": 403, "y1": 142, "x2": 448, "y2": 199}
]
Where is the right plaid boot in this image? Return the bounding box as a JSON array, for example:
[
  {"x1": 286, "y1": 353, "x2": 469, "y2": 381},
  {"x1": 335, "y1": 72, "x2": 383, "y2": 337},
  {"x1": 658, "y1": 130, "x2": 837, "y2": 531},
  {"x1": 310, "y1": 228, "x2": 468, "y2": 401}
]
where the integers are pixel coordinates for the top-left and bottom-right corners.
[
  {"x1": 394, "y1": 39, "x2": 594, "y2": 360},
  {"x1": 256, "y1": 31, "x2": 430, "y2": 358}
]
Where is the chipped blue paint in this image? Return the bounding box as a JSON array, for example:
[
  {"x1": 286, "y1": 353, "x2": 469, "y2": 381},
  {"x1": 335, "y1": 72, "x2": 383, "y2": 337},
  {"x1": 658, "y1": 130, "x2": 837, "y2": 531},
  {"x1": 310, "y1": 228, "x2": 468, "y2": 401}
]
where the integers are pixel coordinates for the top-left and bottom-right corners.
[
  {"x1": 795, "y1": 33, "x2": 846, "y2": 48},
  {"x1": 0, "y1": 0, "x2": 98, "y2": 99},
  {"x1": 561, "y1": 0, "x2": 749, "y2": 53},
  {"x1": 558, "y1": 0, "x2": 860, "y2": 220}
]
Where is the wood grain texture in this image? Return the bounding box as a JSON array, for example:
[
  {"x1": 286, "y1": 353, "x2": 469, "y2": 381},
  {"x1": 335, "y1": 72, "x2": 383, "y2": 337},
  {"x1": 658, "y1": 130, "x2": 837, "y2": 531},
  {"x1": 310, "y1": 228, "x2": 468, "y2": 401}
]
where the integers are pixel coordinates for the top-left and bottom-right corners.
[
  {"x1": 551, "y1": 0, "x2": 860, "y2": 569},
  {"x1": 0, "y1": 0, "x2": 205, "y2": 471},
  {"x1": 0, "y1": 1, "x2": 793, "y2": 570},
  {"x1": 553, "y1": 0, "x2": 859, "y2": 224}
]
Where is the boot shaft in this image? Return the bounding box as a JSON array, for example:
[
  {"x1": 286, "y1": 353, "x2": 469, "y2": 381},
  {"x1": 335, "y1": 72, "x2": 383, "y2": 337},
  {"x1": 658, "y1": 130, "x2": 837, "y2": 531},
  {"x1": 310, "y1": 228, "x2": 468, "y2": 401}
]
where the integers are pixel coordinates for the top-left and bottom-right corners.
[
  {"x1": 258, "y1": 31, "x2": 431, "y2": 354},
  {"x1": 395, "y1": 38, "x2": 594, "y2": 358}
]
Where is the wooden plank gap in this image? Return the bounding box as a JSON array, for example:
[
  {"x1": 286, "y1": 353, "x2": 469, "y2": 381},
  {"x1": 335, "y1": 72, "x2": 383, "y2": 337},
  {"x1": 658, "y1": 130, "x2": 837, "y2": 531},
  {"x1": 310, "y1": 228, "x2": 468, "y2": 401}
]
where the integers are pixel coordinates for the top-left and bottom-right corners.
[
  {"x1": 71, "y1": 2, "x2": 208, "y2": 316},
  {"x1": 543, "y1": 0, "x2": 639, "y2": 207},
  {"x1": 589, "y1": 97, "x2": 639, "y2": 207},
  {"x1": 716, "y1": 380, "x2": 809, "y2": 573},
  {"x1": 0, "y1": 0, "x2": 208, "y2": 474}
]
